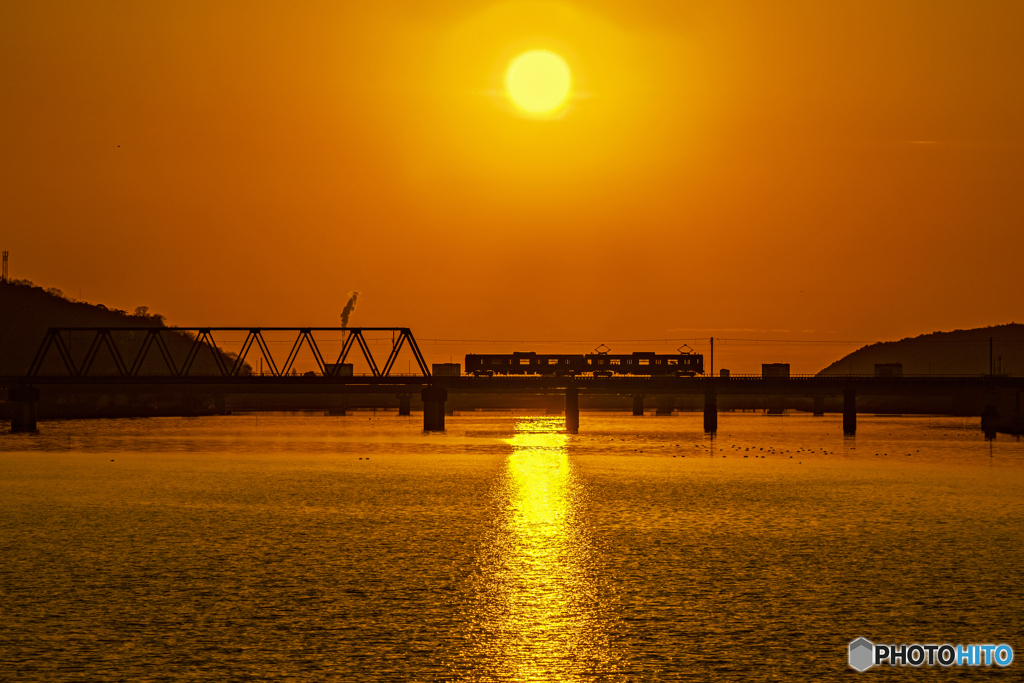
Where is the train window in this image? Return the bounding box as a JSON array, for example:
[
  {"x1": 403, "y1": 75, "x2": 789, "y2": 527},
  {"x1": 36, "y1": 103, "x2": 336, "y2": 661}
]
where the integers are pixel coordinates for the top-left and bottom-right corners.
[
  {"x1": 667, "y1": 359, "x2": 678, "y2": 365},
  {"x1": 610, "y1": 358, "x2": 620, "y2": 365},
  {"x1": 548, "y1": 358, "x2": 558, "y2": 365},
  {"x1": 639, "y1": 359, "x2": 649, "y2": 365},
  {"x1": 491, "y1": 359, "x2": 502, "y2": 365},
  {"x1": 655, "y1": 359, "x2": 662, "y2": 364},
  {"x1": 597, "y1": 359, "x2": 605, "y2": 364},
  {"x1": 626, "y1": 359, "x2": 632, "y2": 364},
  {"x1": 519, "y1": 358, "x2": 531, "y2": 365}
]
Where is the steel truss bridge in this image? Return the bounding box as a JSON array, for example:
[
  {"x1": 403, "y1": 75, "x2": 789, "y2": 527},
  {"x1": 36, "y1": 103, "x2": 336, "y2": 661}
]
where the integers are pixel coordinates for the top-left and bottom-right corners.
[
  {"x1": 25, "y1": 327, "x2": 431, "y2": 379},
  {"x1": 3, "y1": 327, "x2": 1023, "y2": 436}
]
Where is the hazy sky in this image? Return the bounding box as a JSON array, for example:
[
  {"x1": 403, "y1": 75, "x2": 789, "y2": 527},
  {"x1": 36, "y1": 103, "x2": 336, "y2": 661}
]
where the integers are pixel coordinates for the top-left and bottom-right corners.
[{"x1": 3, "y1": 1, "x2": 1022, "y2": 371}]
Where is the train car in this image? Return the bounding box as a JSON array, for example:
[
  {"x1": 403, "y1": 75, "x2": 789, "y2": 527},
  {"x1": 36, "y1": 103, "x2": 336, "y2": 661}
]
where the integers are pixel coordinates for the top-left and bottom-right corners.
[
  {"x1": 465, "y1": 352, "x2": 585, "y2": 377},
  {"x1": 585, "y1": 351, "x2": 703, "y2": 377},
  {"x1": 465, "y1": 350, "x2": 704, "y2": 377}
]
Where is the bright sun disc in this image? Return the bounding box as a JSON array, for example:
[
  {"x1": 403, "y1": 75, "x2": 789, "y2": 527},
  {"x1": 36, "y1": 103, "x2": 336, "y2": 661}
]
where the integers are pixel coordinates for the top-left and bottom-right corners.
[{"x1": 505, "y1": 50, "x2": 572, "y2": 115}]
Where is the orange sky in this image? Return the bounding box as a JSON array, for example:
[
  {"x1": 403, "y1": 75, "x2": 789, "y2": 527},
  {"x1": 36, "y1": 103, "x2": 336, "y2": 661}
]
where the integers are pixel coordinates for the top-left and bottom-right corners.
[{"x1": 2, "y1": 1, "x2": 1023, "y2": 372}]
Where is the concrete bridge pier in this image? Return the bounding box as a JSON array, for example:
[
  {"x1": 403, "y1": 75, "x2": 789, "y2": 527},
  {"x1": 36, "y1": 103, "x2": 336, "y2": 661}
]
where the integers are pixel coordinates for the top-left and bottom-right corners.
[
  {"x1": 703, "y1": 388, "x2": 718, "y2": 433},
  {"x1": 813, "y1": 396, "x2": 825, "y2": 416},
  {"x1": 9, "y1": 385, "x2": 40, "y2": 433},
  {"x1": 214, "y1": 394, "x2": 228, "y2": 415},
  {"x1": 398, "y1": 394, "x2": 412, "y2": 416},
  {"x1": 328, "y1": 395, "x2": 349, "y2": 416},
  {"x1": 656, "y1": 395, "x2": 674, "y2": 416},
  {"x1": 565, "y1": 386, "x2": 579, "y2": 434},
  {"x1": 422, "y1": 386, "x2": 447, "y2": 432},
  {"x1": 843, "y1": 387, "x2": 857, "y2": 435},
  {"x1": 981, "y1": 404, "x2": 999, "y2": 431},
  {"x1": 632, "y1": 394, "x2": 645, "y2": 416},
  {"x1": 981, "y1": 386, "x2": 999, "y2": 438}
]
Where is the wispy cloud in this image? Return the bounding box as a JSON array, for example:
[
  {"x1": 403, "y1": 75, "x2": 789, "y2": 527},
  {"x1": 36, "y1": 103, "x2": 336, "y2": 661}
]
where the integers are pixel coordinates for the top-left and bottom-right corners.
[
  {"x1": 668, "y1": 328, "x2": 791, "y2": 333},
  {"x1": 901, "y1": 139, "x2": 1018, "y2": 149}
]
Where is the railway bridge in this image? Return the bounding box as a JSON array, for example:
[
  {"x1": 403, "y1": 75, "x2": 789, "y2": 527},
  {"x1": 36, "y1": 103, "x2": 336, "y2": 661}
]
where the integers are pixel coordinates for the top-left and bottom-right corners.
[{"x1": 3, "y1": 327, "x2": 1022, "y2": 436}]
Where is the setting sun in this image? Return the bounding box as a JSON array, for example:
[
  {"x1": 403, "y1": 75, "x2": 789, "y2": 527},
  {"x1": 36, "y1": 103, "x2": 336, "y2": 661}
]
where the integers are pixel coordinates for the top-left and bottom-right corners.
[{"x1": 505, "y1": 49, "x2": 572, "y2": 116}]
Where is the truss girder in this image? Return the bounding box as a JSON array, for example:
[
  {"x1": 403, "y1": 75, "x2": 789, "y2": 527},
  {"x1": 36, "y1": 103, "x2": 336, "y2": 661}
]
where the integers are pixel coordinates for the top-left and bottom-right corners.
[
  {"x1": 352, "y1": 331, "x2": 381, "y2": 377},
  {"x1": 129, "y1": 329, "x2": 178, "y2": 376},
  {"x1": 25, "y1": 327, "x2": 432, "y2": 378},
  {"x1": 281, "y1": 330, "x2": 328, "y2": 376},
  {"x1": 81, "y1": 330, "x2": 129, "y2": 377}
]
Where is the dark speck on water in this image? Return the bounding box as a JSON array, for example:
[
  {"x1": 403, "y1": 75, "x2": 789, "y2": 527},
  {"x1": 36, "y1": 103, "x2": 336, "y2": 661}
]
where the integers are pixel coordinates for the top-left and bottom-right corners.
[{"x1": 1, "y1": 413, "x2": 1021, "y2": 680}]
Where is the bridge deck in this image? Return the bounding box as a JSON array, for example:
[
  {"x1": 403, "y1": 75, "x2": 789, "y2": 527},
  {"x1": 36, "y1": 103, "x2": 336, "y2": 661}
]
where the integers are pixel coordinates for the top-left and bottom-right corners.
[{"x1": 3, "y1": 374, "x2": 1022, "y2": 396}]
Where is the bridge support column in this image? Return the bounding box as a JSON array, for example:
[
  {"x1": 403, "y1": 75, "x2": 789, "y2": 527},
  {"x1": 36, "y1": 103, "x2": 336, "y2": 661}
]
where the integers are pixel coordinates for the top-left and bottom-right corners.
[
  {"x1": 565, "y1": 386, "x2": 579, "y2": 434},
  {"x1": 422, "y1": 386, "x2": 447, "y2": 432},
  {"x1": 398, "y1": 394, "x2": 411, "y2": 416},
  {"x1": 656, "y1": 395, "x2": 674, "y2": 416},
  {"x1": 843, "y1": 387, "x2": 856, "y2": 435},
  {"x1": 813, "y1": 396, "x2": 825, "y2": 416},
  {"x1": 981, "y1": 387, "x2": 999, "y2": 439},
  {"x1": 632, "y1": 395, "x2": 645, "y2": 416},
  {"x1": 9, "y1": 385, "x2": 40, "y2": 433},
  {"x1": 703, "y1": 388, "x2": 717, "y2": 434},
  {"x1": 214, "y1": 394, "x2": 228, "y2": 415},
  {"x1": 1016, "y1": 391, "x2": 1022, "y2": 433}
]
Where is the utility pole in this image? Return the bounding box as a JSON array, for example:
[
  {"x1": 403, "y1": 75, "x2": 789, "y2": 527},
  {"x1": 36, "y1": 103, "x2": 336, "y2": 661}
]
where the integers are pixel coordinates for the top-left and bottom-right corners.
[
  {"x1": 1, "y1": 251, "x2": 8, "y2": 282},
  {"x1": 710, "y1": 337, "x2": 714, "y2": 377},
  {"x1": 990, "y1": 337, "x2": 994, "y2": 376}
]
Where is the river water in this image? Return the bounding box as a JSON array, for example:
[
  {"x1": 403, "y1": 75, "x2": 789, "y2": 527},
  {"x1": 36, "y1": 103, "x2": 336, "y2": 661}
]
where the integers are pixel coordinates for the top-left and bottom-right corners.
[{"x1": 1, "y1": 413, "x2": 1022, "y2": 680}]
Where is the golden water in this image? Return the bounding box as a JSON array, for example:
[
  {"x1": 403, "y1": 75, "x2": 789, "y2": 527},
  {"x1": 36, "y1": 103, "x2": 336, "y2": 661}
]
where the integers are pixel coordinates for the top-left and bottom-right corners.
[{"x1": 1, "y1": 413, "x2": 1021, "y2": 680}]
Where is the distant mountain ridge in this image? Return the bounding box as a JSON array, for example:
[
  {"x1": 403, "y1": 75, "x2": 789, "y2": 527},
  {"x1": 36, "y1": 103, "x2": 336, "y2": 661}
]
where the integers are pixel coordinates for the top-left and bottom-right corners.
[
  {"x1": 0, "y1": 279, "x2": 236, "y2": 376},
  {"x1": 818, "y1": 324, "x2": 1024, "y2": 376}
]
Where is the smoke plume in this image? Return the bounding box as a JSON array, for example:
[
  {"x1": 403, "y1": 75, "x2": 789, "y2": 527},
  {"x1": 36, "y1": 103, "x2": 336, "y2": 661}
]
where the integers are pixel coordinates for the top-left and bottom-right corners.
[{"x1": 340, "y1": 291, "x2": 360, "y2": 328}]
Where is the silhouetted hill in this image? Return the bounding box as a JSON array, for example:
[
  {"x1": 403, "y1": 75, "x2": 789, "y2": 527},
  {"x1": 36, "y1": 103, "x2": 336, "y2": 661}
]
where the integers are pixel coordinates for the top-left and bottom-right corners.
[
  {"x1": 0, "y1": 279, "x2": 238, "y2": 376},
  {"x1": 818, "y1": 324, "x2": 1024, "y2": 376}
]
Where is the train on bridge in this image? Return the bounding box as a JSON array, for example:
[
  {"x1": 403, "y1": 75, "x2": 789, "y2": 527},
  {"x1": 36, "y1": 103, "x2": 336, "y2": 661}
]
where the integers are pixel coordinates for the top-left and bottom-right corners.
[{"x1": 465, "y1": 350, "x2": 704, "y2": 377}]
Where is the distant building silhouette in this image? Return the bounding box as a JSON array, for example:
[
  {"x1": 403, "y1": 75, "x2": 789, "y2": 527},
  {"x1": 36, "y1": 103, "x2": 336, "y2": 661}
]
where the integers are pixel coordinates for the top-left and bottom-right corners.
[
  {"x1": 762, "y1": 363, "x2": 790, "y2": 378},
  {"x1": 874, "y1": 363, "x2": 903, "y2": 377}
]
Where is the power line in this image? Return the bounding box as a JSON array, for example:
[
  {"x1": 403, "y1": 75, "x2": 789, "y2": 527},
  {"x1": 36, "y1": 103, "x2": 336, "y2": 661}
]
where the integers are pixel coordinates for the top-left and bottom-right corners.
[
  {"x1": 417, "y1": 337, "x2": 1024, "y2": 346},
  {"x1": 415, "y1": 337, "x2": 873, "y2": 346},
  {"x1": 708, "y1": 338, "x2": 874, "y2": 345},
  {"x1": 416, "y1": 338, "x2": 708, "y2": 345}
]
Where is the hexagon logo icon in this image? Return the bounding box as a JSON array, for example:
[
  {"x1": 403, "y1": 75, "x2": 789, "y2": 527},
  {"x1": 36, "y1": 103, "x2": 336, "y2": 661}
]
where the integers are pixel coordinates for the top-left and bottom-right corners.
[{"x1": 849, "y1": 638, "x2": 874, "y2": 672}]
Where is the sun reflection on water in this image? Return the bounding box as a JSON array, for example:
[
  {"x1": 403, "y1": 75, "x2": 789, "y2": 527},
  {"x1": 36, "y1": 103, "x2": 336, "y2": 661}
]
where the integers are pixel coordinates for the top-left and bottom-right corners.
[{"x1": 467, "y1": 417, "x2": 615, "y2": 681}]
